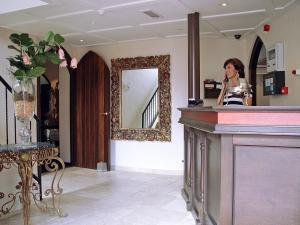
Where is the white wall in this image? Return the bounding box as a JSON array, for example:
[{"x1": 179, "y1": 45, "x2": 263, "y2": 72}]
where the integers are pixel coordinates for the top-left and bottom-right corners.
[
  {"x1": 245, "y1": 3, "x2": 300, "y2": 106},
  {"x1": 59, "y1": 67, "x2": 71, "y2": 162},
  {"x1": 74, "y1": 36, "x2": 247, "y2": 173},
  {"x1": 77, "y1": 38, "x2": 188, "y2": 174}
]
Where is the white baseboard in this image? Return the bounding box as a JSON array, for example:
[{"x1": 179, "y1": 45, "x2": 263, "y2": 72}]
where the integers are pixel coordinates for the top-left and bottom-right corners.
[{"x1": 111, "y1": 165, "x2": 183, "y2": 176}]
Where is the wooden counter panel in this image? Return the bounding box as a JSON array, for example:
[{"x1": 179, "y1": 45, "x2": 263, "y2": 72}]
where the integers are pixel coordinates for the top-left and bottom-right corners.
[
  {"x1": 181, "y1": 111, "x2": 218, "y2": 124},
  {"x1": 234, "y1": 146, "x2": 300, "y2": 225},
  {"x1": 181, "y1": 110, "x2": 300, "y2": 126}
]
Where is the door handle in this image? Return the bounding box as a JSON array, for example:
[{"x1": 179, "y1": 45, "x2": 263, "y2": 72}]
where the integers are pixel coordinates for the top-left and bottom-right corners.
[{"x1": 100, "y1": 112, "x2": 109, "y2": 116}]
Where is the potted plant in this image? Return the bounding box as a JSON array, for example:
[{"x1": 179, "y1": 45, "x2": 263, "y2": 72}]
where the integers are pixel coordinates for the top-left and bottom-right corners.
[{"x1": 7, "y1": 31, "x2": 77, "y2": 145}]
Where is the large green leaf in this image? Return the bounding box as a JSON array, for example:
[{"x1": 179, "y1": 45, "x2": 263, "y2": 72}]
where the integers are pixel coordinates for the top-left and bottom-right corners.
[
  {"x1": 14, "y1": 69, "x2": 26, "y2": 78},
  {"x1": 44, "y1": 31, "x2": 54, "y2": 43},
  {"x1": 46, "y1": 52, "x2": 61, "y2": 64},
  {"x1": 26, "y1": 66, "x2": 45, "y2": 77},
  {"x1": 8, "y1": 58, "x2": 26, "y2": 70},
  {"x1": 54, "y1": 34, "x2": 64, "y2": 44},
  {"x1": 9, "y1": 33, "x2": 21, "y2": 45},
  {"x1": 19, "y1": 33, "x2": 33, "y2": 47},
  {"x1": 9, "y1": 33, "x2": 19, "y2": 39}
]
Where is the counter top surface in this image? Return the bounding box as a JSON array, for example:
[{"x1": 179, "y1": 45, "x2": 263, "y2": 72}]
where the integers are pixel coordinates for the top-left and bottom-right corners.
[
  {"x1": 178, "y1": 105, "x2": 300, "y2": 135},
  {"x1": 178, "y1": 106, "x2": 300, "y2": 112}
]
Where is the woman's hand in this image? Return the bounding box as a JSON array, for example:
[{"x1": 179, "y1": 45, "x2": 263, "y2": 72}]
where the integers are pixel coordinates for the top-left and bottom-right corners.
[
  {"x1": 221, "y1": 74, "x2": 228, "y2": 89},
  {"x1": 217, "y1": 74, "x2": 228, "y2": 106},
  {"x1": 243, "y1": 92, "x2": 253, "y2": 106}
]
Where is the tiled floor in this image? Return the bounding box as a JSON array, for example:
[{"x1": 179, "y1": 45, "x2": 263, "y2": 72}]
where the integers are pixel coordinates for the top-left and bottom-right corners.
[{"x1": 0, "y1": 167, "x2": 194, "y2": 225}]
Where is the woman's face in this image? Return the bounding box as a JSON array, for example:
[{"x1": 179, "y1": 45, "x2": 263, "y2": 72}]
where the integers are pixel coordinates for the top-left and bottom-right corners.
[{"x1": 225, "y1": 63, "x2": 238, "y2": 79}]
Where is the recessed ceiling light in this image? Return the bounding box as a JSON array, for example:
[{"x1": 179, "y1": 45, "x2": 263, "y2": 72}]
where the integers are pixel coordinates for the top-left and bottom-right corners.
[
  {"x1": 221, "y1": 2, "x2": 228, "y2": 7},
  {"x1": 87, "y1": 25, "x2": 133, "y2": 33},
  {"x1": 80, "y1": 40, "x2": 84, "y2": 42},
  {"x1": 140, "y1": 18, "x2": 186, "y2": 26},
  {"x1": 91, "y1": 21, "x2": 95, "y2": 25},
  {"x1": 142, "y1": 10, "x2": 161, "y2": 18}
]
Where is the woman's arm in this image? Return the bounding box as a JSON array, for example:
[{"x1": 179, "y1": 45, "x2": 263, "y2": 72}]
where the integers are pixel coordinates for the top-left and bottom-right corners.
[{"x1": 217, "y1": 82, "x2": 227, "y2": 106}]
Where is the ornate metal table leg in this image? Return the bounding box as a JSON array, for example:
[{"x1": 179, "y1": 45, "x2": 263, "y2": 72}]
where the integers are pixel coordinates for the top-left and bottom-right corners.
[
  {"x1": 42, "y1": 154, "x2": 66, "y2": 217},
  {"x1": 18, "y1": 152, "x2": 32, "y2": 225}
]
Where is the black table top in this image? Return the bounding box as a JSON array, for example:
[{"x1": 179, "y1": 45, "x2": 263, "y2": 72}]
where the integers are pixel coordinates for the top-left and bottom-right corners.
[{"x1": 0, "y1": 142, "x2": 55, "y2": 153}]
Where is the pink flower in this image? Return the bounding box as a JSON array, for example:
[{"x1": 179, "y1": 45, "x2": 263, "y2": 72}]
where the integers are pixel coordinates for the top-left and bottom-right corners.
[
  {"x1": 22, "y1": 51, "x2": 31, "y2": 65},
  {"x1": 58, "y1": 48, "x2": 65, "y2": 60},
  {"x1": 70, "y1": 57, "x2": 77, "y2": 69},
  {"x1": 59, "y1": 60, "x2": 67, "y2": 67}
]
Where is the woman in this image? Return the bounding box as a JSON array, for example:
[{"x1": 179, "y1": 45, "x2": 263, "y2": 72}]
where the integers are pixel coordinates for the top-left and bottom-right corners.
[{"x1": 217, "y1": 58, "x2": 252, "y2": 106}]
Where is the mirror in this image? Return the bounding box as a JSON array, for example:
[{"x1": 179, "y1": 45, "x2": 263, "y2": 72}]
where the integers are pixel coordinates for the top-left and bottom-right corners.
[
  {"x1": 111, "y1": 55, "x2": 171, "y2": 141},
  {"x1": 122, "y1": 68, "x2": 158, "y2": 128}
]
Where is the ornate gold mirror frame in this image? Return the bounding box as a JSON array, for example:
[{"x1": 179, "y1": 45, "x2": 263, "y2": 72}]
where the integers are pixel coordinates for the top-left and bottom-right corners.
[{"x1": 111, "y1": 55, "x2": 171, "y2": 141}]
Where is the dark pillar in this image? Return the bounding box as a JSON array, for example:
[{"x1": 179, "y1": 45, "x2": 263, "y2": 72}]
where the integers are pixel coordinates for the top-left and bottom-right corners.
[{"x1": 188, "y1": 12, "x2": 202, "y2": 106}]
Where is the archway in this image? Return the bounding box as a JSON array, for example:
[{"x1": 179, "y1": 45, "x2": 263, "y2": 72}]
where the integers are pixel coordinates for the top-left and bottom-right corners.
[
  {"x1": 249, "y1": 36, "x2": 264, "y2": 106},
  {"x1": 36, "y1": 47, "x2": 76, "y2": 166}
]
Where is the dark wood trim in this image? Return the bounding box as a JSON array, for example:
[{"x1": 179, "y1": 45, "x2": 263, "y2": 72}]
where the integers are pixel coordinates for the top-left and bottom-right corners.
[
  {"x1": 220, "y1": 134, "x2": 234, "y2": 225},
  {"x1": 249, "y1": 36, "x2": 263, "y2": 106},
  {"x1": 188, "y1": 12, "x2": 200, "y2": 101}
]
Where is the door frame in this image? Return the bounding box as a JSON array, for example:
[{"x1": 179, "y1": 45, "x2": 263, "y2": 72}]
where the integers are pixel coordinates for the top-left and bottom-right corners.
[{"x1": 249, "y1": 36, "x2": 264, "y2": 106}]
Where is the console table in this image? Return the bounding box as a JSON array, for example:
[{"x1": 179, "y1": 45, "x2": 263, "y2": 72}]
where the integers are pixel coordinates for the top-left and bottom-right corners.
[
  {"x1": 179, "y1": 106, "x2": 300, "y2": 225},
  {"x1": 0, "y1": 142, "x2": 66, "y2": 225}
]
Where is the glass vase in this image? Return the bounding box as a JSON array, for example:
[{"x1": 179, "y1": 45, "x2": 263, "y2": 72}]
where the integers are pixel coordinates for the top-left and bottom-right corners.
[{"x1": 12, "y1": 77, "x2": 35, "y2": 145}]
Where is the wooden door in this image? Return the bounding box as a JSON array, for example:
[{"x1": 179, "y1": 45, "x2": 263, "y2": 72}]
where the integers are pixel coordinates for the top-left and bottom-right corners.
[{"x1": 74, "y1": 51, "x2": 110, "y2": 169}]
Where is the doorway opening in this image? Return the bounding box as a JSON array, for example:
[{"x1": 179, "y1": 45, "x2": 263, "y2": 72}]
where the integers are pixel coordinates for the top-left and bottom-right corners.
[
  {"x1": 37, "y1": 48, "x2": 76, "y2": 167},
  {"x1": 40, "y1": 62, "x2": 60, "y2": 147},
  {"x1": 249, "y1": 36, "x2": 269, "y2": 106}
]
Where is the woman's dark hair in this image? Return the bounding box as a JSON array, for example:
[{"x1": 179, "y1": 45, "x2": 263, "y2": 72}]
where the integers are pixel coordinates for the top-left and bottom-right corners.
[{"x1": 223, "y1": 58, "x2": 245, "y2": 78}]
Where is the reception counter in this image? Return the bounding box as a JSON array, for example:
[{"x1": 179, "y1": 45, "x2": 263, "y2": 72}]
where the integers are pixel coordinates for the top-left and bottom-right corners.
[{"x1": 178, "y1": 106, "x2": 300, "y2": 225}]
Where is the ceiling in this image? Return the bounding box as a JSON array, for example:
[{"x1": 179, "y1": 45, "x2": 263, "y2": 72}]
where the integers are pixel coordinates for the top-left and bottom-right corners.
[{"x1": 0, "y1": 0, "x2": 298, "y2": 47}]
